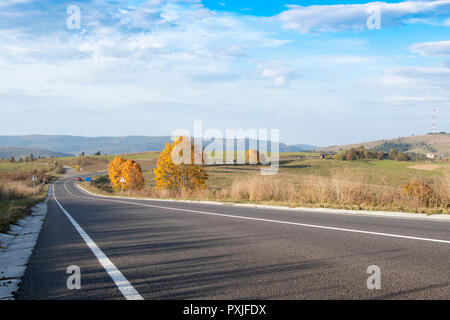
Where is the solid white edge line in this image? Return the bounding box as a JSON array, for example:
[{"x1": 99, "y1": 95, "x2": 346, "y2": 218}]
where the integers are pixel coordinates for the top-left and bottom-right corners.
[
  {"x1": 68, "y1": 181, "x2": 450, "y2": 245},
  {"x1": 52, "y1": 184, "x2": 144, "y2": 300}
]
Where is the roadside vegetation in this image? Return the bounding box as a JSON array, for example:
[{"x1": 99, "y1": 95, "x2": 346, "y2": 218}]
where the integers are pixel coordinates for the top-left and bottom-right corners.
[
  {"x1": 80, "y1": 138, "x2": 450, "y2": 215},
  {"x1": 0, "y1": 159, "x2": 62, "y2": 233}
]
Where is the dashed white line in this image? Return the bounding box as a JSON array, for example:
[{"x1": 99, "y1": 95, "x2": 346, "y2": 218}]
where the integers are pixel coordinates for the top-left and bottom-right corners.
[{"x1": 53, "y1": 184, "x2": 143, "y2": 300}]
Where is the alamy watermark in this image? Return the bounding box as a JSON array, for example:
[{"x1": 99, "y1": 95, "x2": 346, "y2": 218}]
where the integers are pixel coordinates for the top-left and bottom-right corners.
[
  {"x1": 170, "y1": 121, "x2": 280, "y2": 175},
  {"x1": 66, "y1": 5, "x2": 81, "y2": 30},
  {"x1": 67, "y1": 265, "x2": 81, "y2": 289},
  {"x1": 366, "y1": 265, "x2": 381, "y2": 290},
  {"x1": 366, "y1": 6, "x2": 381, "y2": 30}
]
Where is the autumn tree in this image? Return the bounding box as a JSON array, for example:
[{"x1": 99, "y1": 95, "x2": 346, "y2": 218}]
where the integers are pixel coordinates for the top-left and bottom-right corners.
[
  {"x1": 108, "y1": 156, "x2": 144, "y2": 191},
  {"x1": 154, "y1": 136, "x2": 208, "y2": 190},
  {"x1": 108, "y1": 156, "x2": 126, "y2": 191},
  {"x1": 121, "y1": 159, "x2": 145, "y2": 190},
  {"x1": 245, "y1": 149, "x2": 261, "y2": 164}
]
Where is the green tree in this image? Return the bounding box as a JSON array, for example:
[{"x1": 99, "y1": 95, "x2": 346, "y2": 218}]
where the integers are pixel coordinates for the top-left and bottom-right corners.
[{"x1": 388, "y1": 149, "x2": 398, "y2": 160}]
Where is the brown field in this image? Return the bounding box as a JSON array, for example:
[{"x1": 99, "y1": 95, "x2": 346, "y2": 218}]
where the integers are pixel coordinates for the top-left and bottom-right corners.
[{"x1": 408, "y1": 164, "x2": 442, "y2": 171}]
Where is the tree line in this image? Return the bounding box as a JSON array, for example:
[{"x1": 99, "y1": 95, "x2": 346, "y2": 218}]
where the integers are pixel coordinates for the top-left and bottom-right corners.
[{"x1": 333, "y1": 146, "x2": 412, "y2": 161}]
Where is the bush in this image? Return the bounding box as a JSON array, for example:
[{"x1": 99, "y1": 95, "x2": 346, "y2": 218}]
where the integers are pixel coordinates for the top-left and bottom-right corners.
[
  {"x1": 402, "y1": 180, "x2": 436, "y2": 206},
  {"x1": 92, "y1": 175, "x2": 113, "y2": 193}
]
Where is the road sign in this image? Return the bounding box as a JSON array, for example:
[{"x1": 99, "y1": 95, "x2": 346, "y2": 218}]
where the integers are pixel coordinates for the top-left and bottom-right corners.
[
  {"x1": 120, "y1": 177, "x2": 125, "y2": 183},
  {"x1": 32, "y1": 175, "x2": 37, "y2": 195},
  {"x1": 85, "y1": 177, "x2": 92, "y2": 182}
]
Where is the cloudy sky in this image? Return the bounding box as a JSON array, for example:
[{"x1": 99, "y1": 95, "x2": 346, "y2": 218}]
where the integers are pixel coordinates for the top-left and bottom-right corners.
[{"x1": 0, "y1": 0, "x2": 449, "y2": 146}]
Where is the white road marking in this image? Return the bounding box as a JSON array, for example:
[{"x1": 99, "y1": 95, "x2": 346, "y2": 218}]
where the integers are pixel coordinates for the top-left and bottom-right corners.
[
  {"x1": 53, "y1": 184, "x2": 144, "y2": 300},
  {"x1": 64, "y1": 179, "x2": 450, "y2": 245}
]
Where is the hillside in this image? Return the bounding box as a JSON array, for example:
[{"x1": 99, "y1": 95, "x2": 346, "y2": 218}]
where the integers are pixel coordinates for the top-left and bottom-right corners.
[
  {"x1": 317, "y1": 133, "x2": 450, "y2": 155},
  {"x1": 0, "y1": 147, "x2": 73, "y2": 159},
  {"x1": 0, "y1": 135, "x2": 317, "y2": 155}
]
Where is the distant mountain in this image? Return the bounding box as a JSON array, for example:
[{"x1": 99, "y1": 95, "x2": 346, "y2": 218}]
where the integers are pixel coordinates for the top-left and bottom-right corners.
[
  {"x1": 0, "y1": 147, "x2": 73, "y2": 159},
  {"x1": 0, "y1": 135, "x2": 317, "y2": 155},
  {"x1": 0, "y1": 135, "x2": 171, "y2": 156},
  {"x1": 289, "y1": 144, "x2": 319, "y2": 151},
  {"x1": 317, "y1": 133, "x2": 450, "y2": 155}
]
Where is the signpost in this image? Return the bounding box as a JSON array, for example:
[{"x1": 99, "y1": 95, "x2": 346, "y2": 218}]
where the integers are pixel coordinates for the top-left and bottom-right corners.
[
  {"x1": 32, "y1": 175, "x2": 37, "y2": 195},
  {"x1": 120, "y1": 177, "x2": 125, "y2": 191}
]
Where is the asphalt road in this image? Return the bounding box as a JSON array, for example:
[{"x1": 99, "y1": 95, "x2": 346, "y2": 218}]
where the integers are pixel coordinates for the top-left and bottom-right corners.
[{"x1": 16, "y1": 175, "x2": 450, "y2": 300}]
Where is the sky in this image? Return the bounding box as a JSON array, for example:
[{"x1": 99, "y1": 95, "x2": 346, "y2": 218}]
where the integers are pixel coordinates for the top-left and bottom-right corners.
[{"x1": 0, "y1": 0, "x2": 449, "y2": 146}]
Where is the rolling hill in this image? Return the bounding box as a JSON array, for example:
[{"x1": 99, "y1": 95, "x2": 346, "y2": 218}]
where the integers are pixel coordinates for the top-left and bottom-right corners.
[
  {"x1": 317, "y1": 133, "x2": 450, "y2": 155},
  {"x1": 0, "y1": 147, "x2": 73, "y2": 159},
  {"x1": 0, "y1": 135, "x2": 318, "y2": 156}
]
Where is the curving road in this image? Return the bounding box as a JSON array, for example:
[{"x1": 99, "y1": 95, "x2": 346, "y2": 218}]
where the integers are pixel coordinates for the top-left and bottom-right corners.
[{"x1": 16, "y1": 175, "x2": 450, "y2": 300}]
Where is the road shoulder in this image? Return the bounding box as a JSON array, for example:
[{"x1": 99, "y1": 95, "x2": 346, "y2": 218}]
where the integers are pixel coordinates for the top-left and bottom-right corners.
[{"x1": 0, "y1": 187, "x2": 51, "y2": 300}]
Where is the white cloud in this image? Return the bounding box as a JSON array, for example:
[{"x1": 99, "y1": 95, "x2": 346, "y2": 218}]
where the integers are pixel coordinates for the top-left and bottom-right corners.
[
  {"x1": 0, "y1": 0, "x2": 448, "y2": 142},
  {"x1": 386, "y1": 96, "x2": 447, "y2": 102},
  {"x1": 409, "y1": 41, "x2": 450, "y2": 57},
  {"x1": 277, "y1": 1, "x2": 450, "y2": 33},
  {"x1": 0, "y1": 0, "x2": 33, "y2": 7}
]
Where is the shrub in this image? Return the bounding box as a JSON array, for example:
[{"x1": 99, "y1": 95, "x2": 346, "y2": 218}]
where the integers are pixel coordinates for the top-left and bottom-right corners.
[{"x1": 402, "y1": 180, "x2": 436, "y2": 206}]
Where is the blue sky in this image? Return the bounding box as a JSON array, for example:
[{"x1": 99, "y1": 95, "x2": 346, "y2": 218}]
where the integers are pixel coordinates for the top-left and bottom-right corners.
[{"x1": 0, "y1": 0, "x2": 449, "y2": 145}]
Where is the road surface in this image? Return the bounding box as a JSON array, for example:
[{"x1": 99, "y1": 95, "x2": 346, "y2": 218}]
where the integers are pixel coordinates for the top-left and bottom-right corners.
[{"x1": 16, "y1": 176, "x2": 450, "y2": 299}]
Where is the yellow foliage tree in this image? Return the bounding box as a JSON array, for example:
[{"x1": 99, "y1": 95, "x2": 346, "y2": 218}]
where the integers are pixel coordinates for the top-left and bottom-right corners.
[
  {"x1": 108, "y1": 156, "x2": 144, "y2": 191},
  {"x1": 108, "y1": 156, "x2": 126, "y2": 190},
  {"x1": 154, "y1": 136, "x2": 208, "y2": 190},
  {"x1": 121, "y1": 159, "x2": 145, "y2": 191},
  {"x1": 245, "y1": 149, "x2": 261, "y2": 164}
]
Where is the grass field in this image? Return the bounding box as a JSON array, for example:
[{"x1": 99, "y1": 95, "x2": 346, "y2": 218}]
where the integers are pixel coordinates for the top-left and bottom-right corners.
[
  {"x1": 0, "y1": 161, "x2": 50, "y2": 173},
  {"x1": 57, "y1": 152, "x2": 160, "y2": 173}
]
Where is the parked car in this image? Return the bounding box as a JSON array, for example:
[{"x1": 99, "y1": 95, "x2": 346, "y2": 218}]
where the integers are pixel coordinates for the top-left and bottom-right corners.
[{"x1": 76, "y1": 177, "x2": 83, "y2": 181}]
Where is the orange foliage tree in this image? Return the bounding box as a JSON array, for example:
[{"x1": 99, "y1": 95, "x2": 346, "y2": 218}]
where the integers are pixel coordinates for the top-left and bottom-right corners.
[
  {"x1": 121, "y1": 159, "x2": 145, "y2": 191},
  {"x1": 154, "y1": 136, "x2": 208, "y2": 190},
  {"x1": 108, "y1": 156, "x2": 144, "y2": 191},
  {"x1": 245, "y1": 149, "x2": 261, "y2": 164}
]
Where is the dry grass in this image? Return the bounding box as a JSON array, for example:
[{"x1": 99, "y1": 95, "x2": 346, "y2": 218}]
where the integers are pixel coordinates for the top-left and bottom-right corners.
[
  {"x1": 408, "y1": 164, "x2": 442, "y2": 171},
  {"x1": 0, "y1": 180, "x2": 43, "y2": 200},
  {"x1": 214, "y1": 171, "x2": 449, "y2": 213},
  {"x1": 0, "y1": 181, "x2": 47, "y2": 233},
  {"x1": 0, "y1": 161, "x2": 57, "y2": 233}
]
